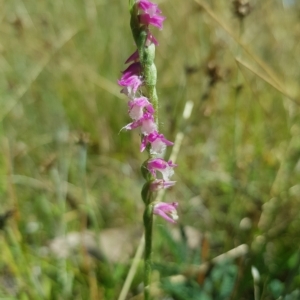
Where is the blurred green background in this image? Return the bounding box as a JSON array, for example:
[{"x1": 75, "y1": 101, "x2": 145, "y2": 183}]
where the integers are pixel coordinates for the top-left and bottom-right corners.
[{"x1": 1, "y1": 0, "x2": 300, "y2": 299}]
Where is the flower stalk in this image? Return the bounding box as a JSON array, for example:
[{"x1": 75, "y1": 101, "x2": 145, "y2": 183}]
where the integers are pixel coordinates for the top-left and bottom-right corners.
[
  {"x1": 119, "y1": 1, "x2": 178, "y2": 298},
  {"x1": 143, "y1": 203, "x2": 153, "y2": 299}
]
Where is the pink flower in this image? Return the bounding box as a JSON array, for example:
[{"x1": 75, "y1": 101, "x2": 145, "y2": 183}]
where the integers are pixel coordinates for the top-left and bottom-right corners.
[
  {"x1": 120, "y1": 62, "x2": 141, "y2": 79},
  {"x1": 138, "y1": 0, "x2": 166, "y2": 30},
  {"x1": 139, "y1": 14, "x2": 166, "y2": 30},
  {"x1": 138, "y1": 0, "x2": 162, "y2": 17},
  {"x1": 128, "y1": 97, "x2": 154, "y2": 120},
  {"x1": 123, "y1": 112, "x2": 157, "y2": 135},
  {"x1": 141, "y1": 131, "x2": 173, "y2": 154},
  {"x1": 141, "y1": 114, "x2": 157, "y2": 134},
  {"x1": 150, "y1": 179, "x2": 176, "y2": 191},
  {"x1": 147, "y1": 158, "x2": 177, "y2": 181},
  {"x1": 118, "y1": 62, "x2": 143, "y2": 94},
  {"x1": 119, "y1": 76, "x2": 143, "y2": 95},
  {"x1": 146, "y1": 30, "x2": 158, "y2": 46},
  {"x1": 153, "y1": 202, "x2": 178, "y2": 223}
]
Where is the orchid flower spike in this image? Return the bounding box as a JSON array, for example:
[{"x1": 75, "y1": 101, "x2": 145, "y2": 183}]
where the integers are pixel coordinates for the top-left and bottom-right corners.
[
  {"x1": 141, "y1": 131, "x2": 173, "y2": 154},
  {"x1": 150, "y1": 179, "x2": 176, "y2": 191},
  {"x1": 128, "y1": 97, "x2": 154, "y2": 120},
  {"x1": 138, "y1": 0, "x2": 166, "y2": 30},
  {"x1": 153, "y1": 202, "x2": 179, "y2": 223},
  {"x1": 123, "y1": 112, "x2": 157, "y2": 135},
  {"x1": 147, "y1": 158, "x2": 177, "y2": 181},
  {"x1": 118, "y1": 62, "x2": 143, "y2": 95}
]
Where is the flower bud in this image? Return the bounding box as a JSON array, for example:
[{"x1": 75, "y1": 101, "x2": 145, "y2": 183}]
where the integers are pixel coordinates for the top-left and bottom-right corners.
[
  {"x1": 141, "y1": 159, "x2": 154, "y2": 180},
  {"x1": 141, "y1": 181, "x2": 155, "y2": 204}
]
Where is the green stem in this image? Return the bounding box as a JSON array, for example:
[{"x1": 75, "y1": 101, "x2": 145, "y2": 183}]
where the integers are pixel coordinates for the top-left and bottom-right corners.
[
  {"x1": 140, "y1": 40, "x2": 157, "y2": 299},
  {"x1": 146, "y1": 82, "x2": 158, "y2": 125},
  {"x1": 143, "y1": 204, "x2": 153, "y2": 300},
  {"x1": 142, "y1": 42, "x2": 158, "y2": 125}
]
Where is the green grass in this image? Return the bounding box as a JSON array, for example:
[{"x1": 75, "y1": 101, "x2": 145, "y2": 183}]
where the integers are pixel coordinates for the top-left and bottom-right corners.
[{"x1": 1, "y1": 0, "x2": 300, "y2": 299}]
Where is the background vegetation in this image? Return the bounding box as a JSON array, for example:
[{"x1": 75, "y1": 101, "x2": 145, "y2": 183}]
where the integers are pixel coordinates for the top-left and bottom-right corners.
[{"x1": 1, "y1": 0, "x2": 300, "y2": 299}]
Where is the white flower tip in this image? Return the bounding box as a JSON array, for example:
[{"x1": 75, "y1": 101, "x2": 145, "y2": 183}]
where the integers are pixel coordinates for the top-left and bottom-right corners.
[{"x1": 171, "y1": 213, "x2": 179, "y2": 221}]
